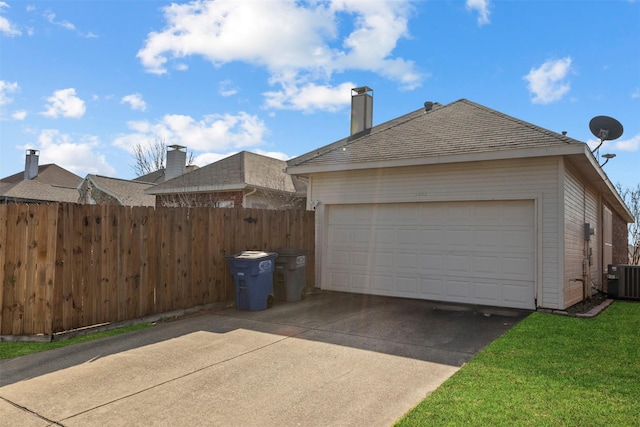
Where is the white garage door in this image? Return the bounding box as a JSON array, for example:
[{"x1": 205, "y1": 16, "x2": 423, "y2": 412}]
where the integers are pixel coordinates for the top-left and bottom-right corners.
[{"x1": 324, "y1": 200, "x2": 535, "y2": 309}]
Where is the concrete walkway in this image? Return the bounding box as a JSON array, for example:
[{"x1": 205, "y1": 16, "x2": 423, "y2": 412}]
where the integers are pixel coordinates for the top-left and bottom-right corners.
[{"x1": 0, "y1": 292, "x2": 530, "y2": 426}]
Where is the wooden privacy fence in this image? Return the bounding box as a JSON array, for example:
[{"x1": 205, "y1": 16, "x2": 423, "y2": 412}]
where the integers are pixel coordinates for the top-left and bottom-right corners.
[{"x1": 0, "y1": 203, "x2": 315, "y2": 336}]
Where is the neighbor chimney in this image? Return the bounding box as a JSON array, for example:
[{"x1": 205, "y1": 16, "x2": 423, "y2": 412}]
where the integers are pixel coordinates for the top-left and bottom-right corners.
[
  {"x1": 350, "y1": 86, "x2": 373, "y2": 135},
  {"x1": 24, "y1": 149, "x2": 40, "y2": 180},
  {"x1": 165, "y1": 145, "x2": 187, "y2": 181}
]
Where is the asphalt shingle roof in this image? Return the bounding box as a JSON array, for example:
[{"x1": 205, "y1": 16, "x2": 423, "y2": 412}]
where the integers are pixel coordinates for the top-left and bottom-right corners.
[
  {"x1": 147, "y1": 151, "x2": 304, "y2": 195},
  {"x1": 288, "y1": 99, "x2": 581, "y2": 168},
  {"x1": 0, "y1": 164, "x2": 82, "y2": 203},
  {"x1": 84, "y1": 175, "x2": 156, "y2": 206}
]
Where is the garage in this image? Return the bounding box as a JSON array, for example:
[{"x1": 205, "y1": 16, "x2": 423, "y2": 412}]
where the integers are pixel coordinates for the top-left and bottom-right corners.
[{"x1": 324, "y1": 200, "x2": 535, "y2": 309}]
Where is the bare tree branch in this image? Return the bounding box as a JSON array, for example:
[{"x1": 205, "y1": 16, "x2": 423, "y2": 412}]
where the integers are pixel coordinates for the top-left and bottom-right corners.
[
  {"x1": 617, "y1": 183, "x2": 640, "y2": 265},
  {"x1": 132, "y1": 139, "x2": 166, "y2": 177},
  {"x1": 131, "y1": 139, "x2": 195, "y2": 177}
]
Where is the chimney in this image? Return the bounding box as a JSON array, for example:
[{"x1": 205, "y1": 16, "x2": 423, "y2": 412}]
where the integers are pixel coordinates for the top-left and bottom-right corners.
[
  {"x1": 350, "y1": 86, "x2": 373, "y2": 135},
  {"x1": 165, "y1": 145, "x2": 187, "y2": 181},
  {"x1": 24, "y1": 149, "x2": 40, "y2": 180}
]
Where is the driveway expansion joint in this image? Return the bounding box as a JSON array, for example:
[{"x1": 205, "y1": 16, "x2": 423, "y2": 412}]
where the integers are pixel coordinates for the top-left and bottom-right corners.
[{"x1": 0, "y1": 395, "x2": 64, "y2": 426}]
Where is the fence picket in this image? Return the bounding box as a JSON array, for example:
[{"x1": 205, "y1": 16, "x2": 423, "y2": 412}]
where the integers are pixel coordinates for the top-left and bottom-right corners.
[
  {"x1": 0, "y1": 204, "x2": 314, "y2": 336},
  {"x1": 0, "y1": 205, "x2": 6, "y2": 333}
]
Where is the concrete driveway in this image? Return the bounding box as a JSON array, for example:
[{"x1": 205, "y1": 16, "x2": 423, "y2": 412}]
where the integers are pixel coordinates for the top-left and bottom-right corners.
[{"x1": 0, "y1": 291, "x2": 529, "y2": 427}]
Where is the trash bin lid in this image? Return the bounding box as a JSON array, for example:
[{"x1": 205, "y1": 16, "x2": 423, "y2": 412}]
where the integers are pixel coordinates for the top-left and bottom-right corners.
[{"x1": 231, "y1": 251, "x2": 272, "y2": 259}]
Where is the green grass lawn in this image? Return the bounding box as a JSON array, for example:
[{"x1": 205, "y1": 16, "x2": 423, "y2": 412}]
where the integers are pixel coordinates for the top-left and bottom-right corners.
[
  {"x1": 0, "y1": 323, "x2": 153, "y2": 360},
  {"x1": 396, "y1": 301, "x2": 640, "y2": 426}
]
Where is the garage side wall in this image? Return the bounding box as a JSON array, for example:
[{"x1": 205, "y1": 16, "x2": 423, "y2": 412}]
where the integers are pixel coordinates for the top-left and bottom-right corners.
[
  {"x1": 563, "y1": 166, "x2": 601, "y2": 308},
  {"x1": 309, "y1": 157, "x2": 563, "y2": 309}
]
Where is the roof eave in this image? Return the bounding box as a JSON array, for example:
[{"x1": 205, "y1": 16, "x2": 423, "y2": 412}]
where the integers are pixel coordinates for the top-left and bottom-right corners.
[
  {"x1": 286, "y1": 144, "x2": 586, "y2": 175},
  {"x1": 146, "y1": 183, "x2": 247, "y2": 195},
  {"x1": 565, "y1": 146, "x2": 634, "y2": 223}
]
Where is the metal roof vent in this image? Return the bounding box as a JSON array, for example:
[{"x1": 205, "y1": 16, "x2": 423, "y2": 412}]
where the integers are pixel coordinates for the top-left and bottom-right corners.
[{"x1": 424, "y1": 101, "x2": 433, "y2": 112}]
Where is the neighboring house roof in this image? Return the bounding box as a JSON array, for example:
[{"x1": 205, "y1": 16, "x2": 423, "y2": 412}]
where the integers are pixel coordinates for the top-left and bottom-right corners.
[
  {"x1": 79, "y1": 175, "x2": 156, "y2": 206},
  {"x1": 135, "y1": 165, "x2": 200, "y2": 184},
  {"x1": 146, "y1": 151, "x2": 305, "y2": 196},
  {"x1": 287, "y1": 98, "x2": 633, "y2": 223},
  {"x1": 0, "y1": 164, "x2": 82, "y2": 203},
  {"x1": 135, "y1": 169, "x2": 166, "y2": 184}
]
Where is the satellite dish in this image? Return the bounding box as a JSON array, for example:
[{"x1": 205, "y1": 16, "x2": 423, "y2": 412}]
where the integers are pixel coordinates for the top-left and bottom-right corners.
[
  {"x1": 589, "y1": 115, "x2": 623, "y2": 154},
  {"x1": 600, "y1": 153, "x2": 616, "y2": 167},
  {"x1": 589, "y1": 116, "x2": 623, "y2": 141}
]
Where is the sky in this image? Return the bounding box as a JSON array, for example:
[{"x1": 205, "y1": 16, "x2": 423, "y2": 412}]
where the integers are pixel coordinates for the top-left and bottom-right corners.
[{"x1": 1, "y1": 0, "x2": 639, "y2": 190}]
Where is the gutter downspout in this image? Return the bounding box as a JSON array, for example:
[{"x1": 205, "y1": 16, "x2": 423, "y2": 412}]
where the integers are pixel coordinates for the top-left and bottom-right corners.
[{"x1": 243, "y1": 188, "x2": 257, "y2": 208}]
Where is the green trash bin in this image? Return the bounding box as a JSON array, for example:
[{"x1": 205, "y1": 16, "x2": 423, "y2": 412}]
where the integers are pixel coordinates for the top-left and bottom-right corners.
[{"x1": 273, "y1": 248, "x2": 308, "y2": 302}]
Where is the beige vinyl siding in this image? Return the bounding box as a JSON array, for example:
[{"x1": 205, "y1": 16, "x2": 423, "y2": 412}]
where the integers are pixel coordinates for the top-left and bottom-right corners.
[
  {"x1": 585, "y1": 187, "x2": 600, "y2": 289},
  {"x1": 310, "y1": 157, "x2": 563, "y2": 309},
  {"x1": 563, "y1": 166, "x2": 601, "y2": 307},
  {"x1": 563, "y1": 169, "x2": 585, "y2": 306}
]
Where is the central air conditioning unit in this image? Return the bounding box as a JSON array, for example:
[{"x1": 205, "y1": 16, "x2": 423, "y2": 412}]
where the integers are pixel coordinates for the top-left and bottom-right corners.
[{"x1": 607, "y1": 264, "x2": 640, "y2": 300}]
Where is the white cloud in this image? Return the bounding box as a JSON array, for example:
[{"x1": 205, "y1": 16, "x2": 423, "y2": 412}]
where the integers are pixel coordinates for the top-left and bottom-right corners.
[
  {"x1": 28, "y1": 129, "x2": 116, "y2": 176},
  {"x1": 587, "y1": 133, "x2": 640, "y2": 153},
  {"x1": 137, "y1": 0, "x2": 422, "y2": 110},
  {"x1": 219, "y1": 80, "x2": 238, "y2": 97},
  {"x1": 0, "y1": 2, "x2": 21, "y2": 36},
  {"x1": 192, "y1": 148, "x2": 290, "y2": 167},
  {"x1": 523, "y1": 57, "x2": 573, "y2": 104},
  {"x1": 252, "y1": 149, "x2": 291, "y2": 161},
  {"x1": 612, "y1": 134, "x2": 640, "y2": 152},
  {"x1": 0, "y1": 80, "x2": 19, "y2": 105},
  {"x1": 44, "y1": 10, "x2": 97, "y2": 38},
  {"x1": 466, "y1": 0, "x2": 491, "y2": 26},
  {"x1": 44, "y1": 11, "x2": 75, "y2": 31},
  {"x1": 192, "y1": 151, "x2": 234, "y2": 167},
  {"x1": 42, "y1": 88, "x2": 86, "y2": 118},
  {"x1": 112, "y1": 111, "x2": 268, "y2": 153},
  {"x1": 11, "y1": 110, "x2": 27, "y2": 120},
  {"x1": 264, "y1": 80, "x2": 354, "y2": 112},
  {"x1": 121, "y1": 93, "x2": 147, "y2": 111},
  {"x1": 632, "y1": 88, "x2": 640, "y2": 99}
]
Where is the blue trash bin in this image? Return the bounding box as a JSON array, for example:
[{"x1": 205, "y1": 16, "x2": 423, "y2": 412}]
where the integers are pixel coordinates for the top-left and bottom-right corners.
[{"x1": 226, "y1": 251, "x2": 278, "y2": 311}]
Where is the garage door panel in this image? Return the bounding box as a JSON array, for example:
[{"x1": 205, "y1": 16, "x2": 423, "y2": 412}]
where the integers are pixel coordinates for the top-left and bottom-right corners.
[
  {"x1": 444, "y1": 254, "x2": 471, "y2": 272},
  {"x1": 420, "y1": 277, "x2": 444, "y2": 296},
  {"x1": 329, "y1": 250, "x2": 352, "y2": 267},
  {"x1": 351, "y1": 274, "x2": 369, "y2": 290},
  {"x1": 374, "y1": 228, "x2": 395, "y2": 245},
  {"x1": 325, "y1": 201, "x2": 535, "y2": 309},
  {"x1": 473, "y1": 281, "x2": 499, "y2": 302},
  {"x1": 419, "y1": 228, "x2": 444, "y2": 245},
  {"x1": 446, "y1": 279, "x2": 471, "y2": 298},
  {"x1": 328, "y1": 227, "x2": 352, "y2": 244},
  {"x1": 351, "y1": 251, "x2": 369, "y2": 267},
  {"x1": 396, "y1": 229, "x2": 419, "y2": 245},
  {"x1": 420, "y1": 254, "x2": 445, "y2": 275},
  {"x1": 353, "y1": 229, "x2": 373, "y2": 245},
  {"x1": 396, "y1": 252, "x2": 418, "y2": 269},
  {"x1": 372, "y1": 275, "x2": 394, "y2": 292},
  {"x1": 397, "y1": 276, "x2": 418, "y2": 293},
  {"x1": 502, "y1": 229, "x2": 532, "y2": 248},
  {"x1": 472, "y1": 255, "x2": 500, "y2": 274},
  {"x1": 502, "y1": 256, "x2": 533, "y2": 279},
  {"x1": 502, "y1": 282, "x2": 532, "y2": 305}
]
